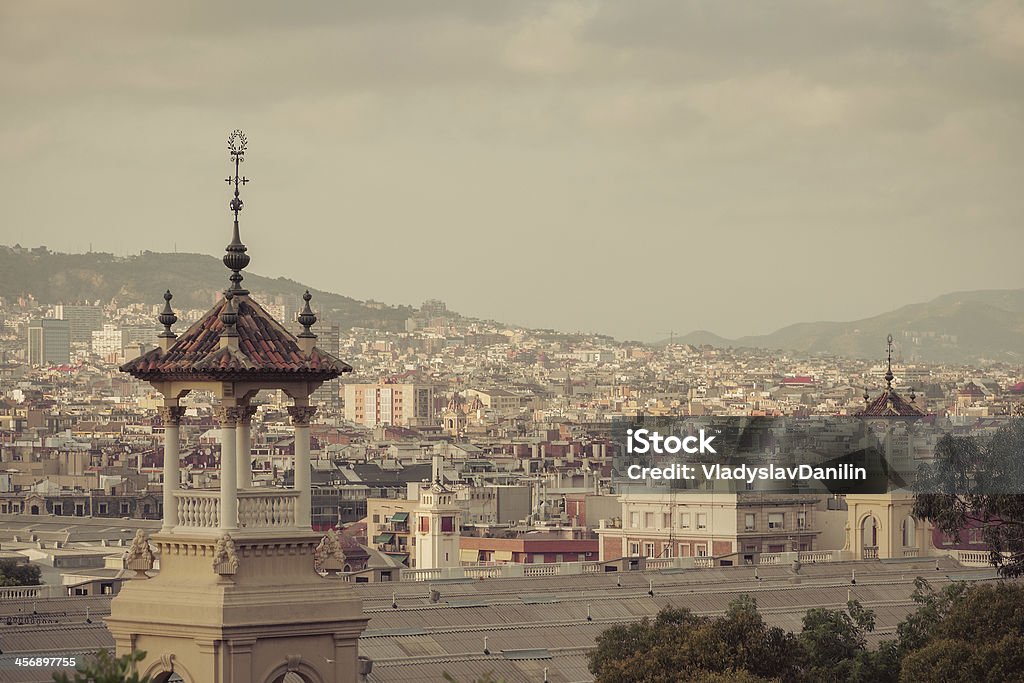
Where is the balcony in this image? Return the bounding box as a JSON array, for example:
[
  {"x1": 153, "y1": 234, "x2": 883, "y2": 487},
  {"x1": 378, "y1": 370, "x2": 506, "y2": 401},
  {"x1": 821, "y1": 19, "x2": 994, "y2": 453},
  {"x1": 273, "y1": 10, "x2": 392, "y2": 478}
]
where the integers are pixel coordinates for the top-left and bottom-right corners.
[{"x1": 173, "y1": 489, "x2": 300, "y2": 534}]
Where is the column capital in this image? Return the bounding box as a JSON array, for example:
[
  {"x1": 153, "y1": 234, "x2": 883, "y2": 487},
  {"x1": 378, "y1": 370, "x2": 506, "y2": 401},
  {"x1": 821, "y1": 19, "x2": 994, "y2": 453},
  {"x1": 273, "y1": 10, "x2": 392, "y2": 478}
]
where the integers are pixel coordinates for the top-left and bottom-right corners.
[
  {"x1": 238, "y1": 405, "x2": 259, "y2": 426},
  {"x1": 287, "y1": 405, "x2": 318, "y2": 426},
  {"x1": 160, "y1": 406, "x2": 187, "y2": 426},
  {"x1": 218, "y1": 406, "x2": 244, "y2": 427}
]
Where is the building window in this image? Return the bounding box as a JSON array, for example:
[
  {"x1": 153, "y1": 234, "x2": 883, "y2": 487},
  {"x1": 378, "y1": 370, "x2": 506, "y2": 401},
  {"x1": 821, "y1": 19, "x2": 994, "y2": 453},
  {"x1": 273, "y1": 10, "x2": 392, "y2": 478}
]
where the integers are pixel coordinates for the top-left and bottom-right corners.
[
  {"x1": 629, "y1": 542, "x2": 640, "y2": 555},
  {"x1": 120, "y1": 503, "x2": 130, "y2": 515},
  {"x1": 419, "y1": 516, "x2": 429, "y2": 533},
  {"x1": 696, "y1": 544, "x2": 708, "y2": 557},
  {"x1": 441, "y1": 516, "x2": 454, "y2": 533},
  {"x1": 662, "y1": 513, "x2": 671, "y2": 529},
  {"x1": 679, "y1": 543, "x2": 690, "y2": 557},
  {"x1": 745, "y1": 513, "x2": 755, "y2": 531},
  {"x1": 372, "y1": 514, "x2": 380, "y2": 524},
  {"x1": 643, "y1": 543, "x2": 655, "y2": 558},
  {"x1": 630, "y1": 512, "x2": 639, "y2": 529},
  {"x1": 797, "y1": 511, "x2": 807, "y2": 529},
  {"x1": 697, "y1": 513, "x2": 707, "y2": 529},
  {"x1": 99, "y1": 503, "x2": 108, "y2": 514},
  {"x1": 768, "y1": 513, "x2": 784, "y2": 530},
  {"x1": 644, "y1": 512, "x2": 654, "y2": 528},
  {"x1": 680, "y1": 512, "x2": 690, "y2": 528},
  {"x1": 662, "y1": 543, "x2": 673, "y2": 558},
  {"x1": 53, "y1": 503, "x2": 63, "y2": 515}
]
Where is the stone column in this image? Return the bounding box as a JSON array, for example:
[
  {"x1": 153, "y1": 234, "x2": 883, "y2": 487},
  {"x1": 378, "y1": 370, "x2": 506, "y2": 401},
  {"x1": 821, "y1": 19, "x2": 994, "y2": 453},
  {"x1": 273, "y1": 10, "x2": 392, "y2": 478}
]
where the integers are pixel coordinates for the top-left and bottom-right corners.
[
  {"x1": 288, "y1": 403, "x2": 318, "y2": 529},
  {"x1": 219, "y1": 406, "x2": 241, "y2": 530},
  {"x1": 160, "y1": 406, "x2": 186, "y2": 532},
  {"x1": 236, "y1": 405, "x2": 257, "y2": 491}
]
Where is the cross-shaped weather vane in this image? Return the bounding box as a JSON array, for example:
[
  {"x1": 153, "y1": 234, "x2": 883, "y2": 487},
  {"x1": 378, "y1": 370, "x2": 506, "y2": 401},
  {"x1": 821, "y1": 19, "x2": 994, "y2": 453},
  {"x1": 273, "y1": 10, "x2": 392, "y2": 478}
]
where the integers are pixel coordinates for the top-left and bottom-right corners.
[{"x1": 226, "y1": 129, "x2": 249, "y2": 220}]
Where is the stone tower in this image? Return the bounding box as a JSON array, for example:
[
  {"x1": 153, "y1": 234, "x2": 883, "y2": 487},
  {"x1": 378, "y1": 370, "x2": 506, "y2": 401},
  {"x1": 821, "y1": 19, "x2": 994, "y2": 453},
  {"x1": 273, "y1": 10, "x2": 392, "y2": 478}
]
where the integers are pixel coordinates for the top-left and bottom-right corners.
[
  {"x1": 107, "y1": 131, "x2": 367, "y2": 683},
  {"x1": 414, "y1": 455, "x2": 462, "y2": 570}
]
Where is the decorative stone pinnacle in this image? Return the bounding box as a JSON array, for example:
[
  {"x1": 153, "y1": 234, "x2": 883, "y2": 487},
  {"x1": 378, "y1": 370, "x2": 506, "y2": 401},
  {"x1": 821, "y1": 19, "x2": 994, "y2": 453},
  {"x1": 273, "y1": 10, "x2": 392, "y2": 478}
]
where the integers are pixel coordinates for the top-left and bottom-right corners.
[
  {"x1": 297, "y1": 290, "x2": 317, "y2": 338},
  {"x1": 212, "y1": 532, "x2": 239, "y2": 575},
  {"x1": 314, "y1": 528, "x2": 343, "y2": 573},
  {"x1": 124, "y1": 530, "x2": 155, "y2": 579},
  {"x1": 221, "y1": 291, "x2": 239, "y2": 337},
  {"x1": 158, "y1": 290, "x2": 178, "y2": 339},
  {"x1": 223, "y1": 129, "x2": 251, "y2": 295}
]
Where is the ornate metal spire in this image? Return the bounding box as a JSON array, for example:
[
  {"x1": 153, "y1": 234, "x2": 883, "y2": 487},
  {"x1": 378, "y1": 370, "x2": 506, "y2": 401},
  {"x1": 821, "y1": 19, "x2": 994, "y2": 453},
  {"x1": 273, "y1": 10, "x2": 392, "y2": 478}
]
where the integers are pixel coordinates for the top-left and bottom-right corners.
[
  {"x1": 157, "y1": 290, "x2": 177, "y2": 339},
  {"x1": 297, "y1": 290, "x2": 317, "y2": 338},
  {"x1": 863, "y1": 386, "x2": 870, "y2": 404},
  {"x1": 223, "y1": 129, "x2": 251, "y2": 295},
  {"x1": 221, "y1": 291, "x2": 239, "y2": 337},
  {"x1": 884, "y1": 334, "x2": 894, "y2": 389}
]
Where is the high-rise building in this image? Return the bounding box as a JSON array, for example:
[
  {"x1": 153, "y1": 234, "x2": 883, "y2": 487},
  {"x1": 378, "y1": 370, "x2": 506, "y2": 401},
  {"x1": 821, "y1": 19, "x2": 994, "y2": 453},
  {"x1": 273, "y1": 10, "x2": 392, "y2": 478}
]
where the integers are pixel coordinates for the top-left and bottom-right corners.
[
  {"x1": 26, "y1": 318, "x2": 71, "y2": 366},
  {"x1": 344, "y1": 382, "x2": 436, "y2": 427},
  {"x1": 312, "y1": 324, "x2": 342, "y2": 412},
  {"x1": 54, "y1": 304, "x2": 104, "y2": 343}
]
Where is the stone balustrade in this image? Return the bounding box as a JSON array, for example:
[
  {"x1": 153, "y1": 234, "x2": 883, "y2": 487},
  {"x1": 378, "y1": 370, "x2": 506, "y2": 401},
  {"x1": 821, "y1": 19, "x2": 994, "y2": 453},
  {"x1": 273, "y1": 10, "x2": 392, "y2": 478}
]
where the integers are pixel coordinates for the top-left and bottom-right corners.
[{"x1": 173, "y1": 489, "x2": 300, "y2": 532}]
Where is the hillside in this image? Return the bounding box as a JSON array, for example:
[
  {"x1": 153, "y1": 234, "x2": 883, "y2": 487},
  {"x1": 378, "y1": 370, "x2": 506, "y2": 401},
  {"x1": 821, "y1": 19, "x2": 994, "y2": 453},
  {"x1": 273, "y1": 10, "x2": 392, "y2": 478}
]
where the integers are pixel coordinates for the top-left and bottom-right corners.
[
  {"x1": 0, "y1": 246, "x2": 416, "y2": 330},
  {"x1": 674, "y1": 289, "x2": 1024, "y2": 363}
]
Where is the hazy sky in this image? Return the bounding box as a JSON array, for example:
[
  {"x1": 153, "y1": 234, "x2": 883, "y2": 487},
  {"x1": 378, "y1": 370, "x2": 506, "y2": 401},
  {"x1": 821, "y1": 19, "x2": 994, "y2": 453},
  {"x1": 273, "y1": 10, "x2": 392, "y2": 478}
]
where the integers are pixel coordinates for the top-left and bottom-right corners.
[{"x1": 2, "y1": 1, "x2": 1022, "y2": 340}]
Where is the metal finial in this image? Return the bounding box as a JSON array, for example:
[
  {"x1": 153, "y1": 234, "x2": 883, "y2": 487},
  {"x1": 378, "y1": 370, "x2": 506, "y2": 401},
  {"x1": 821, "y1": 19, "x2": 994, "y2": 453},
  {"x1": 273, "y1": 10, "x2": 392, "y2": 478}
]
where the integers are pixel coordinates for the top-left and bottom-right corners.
[
  {"x1": 863, "y1": 387, "x2": 870, "y2": 404},
  {"x1": 158, "y1": 290, "x2": 177, "y2": 339},
  {"x1": 221, "y1": 291, "x2": 239, "y2": 337},
  {"x1": 884, "y1": 334, "x2": 894, "y2": 389},
  {"x1": 910, "y1": 388, "x2": 916, "y2": 402},
  {"x1": 223, "y1": 129, "x2": 251, "y2": 295},
  {"x1": 297, "y1": 290, "x2": 317, "y2": 338}
]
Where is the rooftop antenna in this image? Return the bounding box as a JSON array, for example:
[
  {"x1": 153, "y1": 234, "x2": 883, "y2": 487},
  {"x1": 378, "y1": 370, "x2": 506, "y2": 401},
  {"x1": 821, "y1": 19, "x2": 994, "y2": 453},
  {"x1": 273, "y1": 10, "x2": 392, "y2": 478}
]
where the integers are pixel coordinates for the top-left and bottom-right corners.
[{"x1": 223, "y1": 129, "x2": 251, "y2": 295}]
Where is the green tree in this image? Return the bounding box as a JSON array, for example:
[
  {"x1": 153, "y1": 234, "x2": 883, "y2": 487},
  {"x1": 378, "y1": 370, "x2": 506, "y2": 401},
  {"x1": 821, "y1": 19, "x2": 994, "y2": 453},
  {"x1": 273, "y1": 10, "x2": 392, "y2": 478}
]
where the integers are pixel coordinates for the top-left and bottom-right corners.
[
  {"x1": 0, "y1": 559, "x2": 41, "y2": 586},
  {"x1": 52, "y1": 650, "x2": 151, "y2": 683},
  {"x1": 798, "y1": 600, "x2": 892, "y2": 683},
  {"x1": 588, "y1": 599, "x2": 801, "y2": 683},
  {"x1": 896, "y1": 581, "x2": 1024, "y2": 682},
  {"x1": 913, "y1": 419, "x2": 1024, "y2": 577}
]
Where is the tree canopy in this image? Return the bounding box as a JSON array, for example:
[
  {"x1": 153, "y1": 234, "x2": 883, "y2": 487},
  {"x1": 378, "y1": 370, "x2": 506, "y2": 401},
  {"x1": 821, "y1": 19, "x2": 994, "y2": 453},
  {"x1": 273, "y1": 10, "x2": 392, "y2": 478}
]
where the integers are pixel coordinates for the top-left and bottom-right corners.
[
  {"x1": 0, "y1": 559, "x2": 41, "y2": 586},
  {"x1": 588, "y1": 581, "x2": 1024, "y2": 683},
  {"x1": 913, "y1": 418, "x2": 1024, "y2": 577}
]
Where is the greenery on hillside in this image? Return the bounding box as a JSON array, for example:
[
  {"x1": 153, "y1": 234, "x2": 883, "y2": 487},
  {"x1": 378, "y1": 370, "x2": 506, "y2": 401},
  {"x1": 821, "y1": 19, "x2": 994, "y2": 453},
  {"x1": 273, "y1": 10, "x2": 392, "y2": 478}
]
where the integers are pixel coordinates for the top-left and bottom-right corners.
[
  {"x1": 0, "y1": 245, "x2": 415, "y2": 331},
  {"x1": 588, "y1": 581, "x2": 1024, "y2": 682}
]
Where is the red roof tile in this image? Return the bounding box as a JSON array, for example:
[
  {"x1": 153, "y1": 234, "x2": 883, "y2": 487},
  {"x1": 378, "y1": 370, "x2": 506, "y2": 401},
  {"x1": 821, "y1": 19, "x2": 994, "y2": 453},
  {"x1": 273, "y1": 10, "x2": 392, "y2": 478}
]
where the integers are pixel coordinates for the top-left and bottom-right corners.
[{"x1": 120, "y1": 295, "x2": 351, "y2": 381}]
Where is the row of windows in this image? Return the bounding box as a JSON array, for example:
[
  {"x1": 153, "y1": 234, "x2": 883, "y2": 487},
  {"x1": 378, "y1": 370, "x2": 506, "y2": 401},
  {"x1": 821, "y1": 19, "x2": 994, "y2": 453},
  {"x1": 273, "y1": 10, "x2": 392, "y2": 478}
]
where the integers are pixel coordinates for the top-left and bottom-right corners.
[
  {"x1": 629, "y1": 541, "x2": 708, "y2": 558},
  {"x1": 629, "y1": 511, "x2": 708, "y2": 530},
  {"x1": 629, "y1": 509, "x2": 807, "y2": 532}
]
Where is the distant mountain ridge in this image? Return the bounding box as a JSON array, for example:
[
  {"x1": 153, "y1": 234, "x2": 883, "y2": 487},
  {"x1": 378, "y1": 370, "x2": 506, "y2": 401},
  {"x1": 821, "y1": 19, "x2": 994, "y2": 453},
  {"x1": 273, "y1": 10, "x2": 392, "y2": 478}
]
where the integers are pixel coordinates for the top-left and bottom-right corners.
[
  {"x1": 672, "y1": 289, "x2": 1024, "y2": 363},
  {"x1": 0, "y1": 245, "x2": 415, "y2": 330}
]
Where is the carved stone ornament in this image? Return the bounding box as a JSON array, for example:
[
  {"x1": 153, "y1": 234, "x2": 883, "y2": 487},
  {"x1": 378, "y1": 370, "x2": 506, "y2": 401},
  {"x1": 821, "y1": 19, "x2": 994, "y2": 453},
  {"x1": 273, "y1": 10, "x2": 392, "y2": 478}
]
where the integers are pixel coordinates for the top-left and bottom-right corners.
[
  {"x1": 314, "y1": 528, "x2": 343, "y2": 574},
  {"x1": 286, "y1": 405, "x2": 318, "y2": 426},
  {"x1": 212, "y1": 533, "x2": 239, "y2": 575},
  {"x1": 238, "y1": 404, "x2": 259, "y2": 425},
  {"x1": 218, "y1": 406, "x2": 245, "y2": 427},
  {"x1": 124, "y1": 530, "x2": 155, "y2": 579},
  {"x1": 159, "y1": 406, "x2": 187, "y2": 426}
]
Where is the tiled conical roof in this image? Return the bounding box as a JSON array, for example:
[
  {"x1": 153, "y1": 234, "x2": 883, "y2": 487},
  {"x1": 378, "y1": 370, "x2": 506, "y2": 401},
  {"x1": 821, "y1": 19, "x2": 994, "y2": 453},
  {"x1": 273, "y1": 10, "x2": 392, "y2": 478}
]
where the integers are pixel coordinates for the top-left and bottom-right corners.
[
  {"x1": 856, "y1": 388, "x2": 924, "y2": 418},
  {"x1": 121, "y1": 294, "x2": 351, "y2": 381}
]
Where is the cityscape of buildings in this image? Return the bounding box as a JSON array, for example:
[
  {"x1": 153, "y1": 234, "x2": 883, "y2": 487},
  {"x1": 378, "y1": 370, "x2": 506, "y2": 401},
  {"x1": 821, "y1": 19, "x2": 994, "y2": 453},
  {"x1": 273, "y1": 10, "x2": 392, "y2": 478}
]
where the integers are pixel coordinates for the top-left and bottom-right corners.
[{"x1": 1, "y1": 241, "x2": 1021, "y2": 680}]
